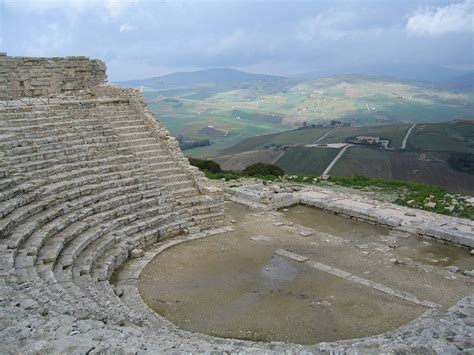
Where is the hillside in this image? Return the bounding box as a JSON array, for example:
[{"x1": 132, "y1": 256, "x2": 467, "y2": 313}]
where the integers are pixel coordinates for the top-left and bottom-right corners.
[
  {"x1": 215, "y1": 121, "x2": 474, "y2": 195},
  {"x1": 117, "y1": 68, "x2": 284, "y2": 90}
]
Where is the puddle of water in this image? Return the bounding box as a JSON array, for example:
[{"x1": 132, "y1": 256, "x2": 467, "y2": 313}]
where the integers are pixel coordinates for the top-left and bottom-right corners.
[
  {"x1": 283, "y1": 205, "x2": 473, "y2": 272},
  {"x1": 395, "y1": 238, "x2": 474, "y2": 270},
  {"x1": 139, "y1": 233, "x2": 424, "y2": 344},
  {"x1": 283, "y1": 205, "x2": 390, "y2": 240}
]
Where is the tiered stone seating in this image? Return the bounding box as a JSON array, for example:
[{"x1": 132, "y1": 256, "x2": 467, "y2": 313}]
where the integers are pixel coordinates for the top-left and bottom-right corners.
[{"x1": 0, "y1": 84, "x2": 223, "y2": 334}]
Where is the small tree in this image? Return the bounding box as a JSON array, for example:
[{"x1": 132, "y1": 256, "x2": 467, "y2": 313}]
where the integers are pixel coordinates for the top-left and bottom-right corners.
[
  {"x1": 188, "y1": 158, "x2": 222, "y2": 173},
  {"x1": 242, "y1": 163, "x2": 285, "y2": 177}
]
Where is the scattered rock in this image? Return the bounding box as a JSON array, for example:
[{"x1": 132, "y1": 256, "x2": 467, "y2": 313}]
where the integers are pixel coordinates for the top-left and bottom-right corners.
[
  {"x1": 375, "y1": 245, "x2": 392, "y2": 253},
  {"x1": 404, "y1": 211, "x2": 417, "y2": 217},
  {"x1": 299, "y1": 230, "x2": 313, "y2": 237},
  {"x1": 389, "y1": 258, "x2": 403, "y2": 265},
  {"x1": 282, "y1": 208, "x2": 289, "y2": 212},
  {"x1": 462, "y1": 270, "x2": 474, "y2": 277},
  {"x1": 114, "y1": 286, "x2": 124, "y2": 297},
  {"x1": 272, "y1": 222, "x2": 284, "y2": 226},
  {"x1": 444, "y1": 266, "x2": 459, "y2": 273},
  {"x1": 230, "y1": 219, "x2": 236, "y2": 223},
  {"x1": 250, "y1": 235, "x2": 271, "y2": 242},
  {"x1": 271, "y1": 185, "x2": 281, "y2": 193},
  {"x1": 130, "y1": 249, "x2": 144, "y2": 258},
  {"x1": 425, "y1": 202, "x2": 437, "y2": 209}
]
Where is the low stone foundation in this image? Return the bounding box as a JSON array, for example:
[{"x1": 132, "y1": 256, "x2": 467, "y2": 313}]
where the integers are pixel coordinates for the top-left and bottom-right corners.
[{"x1": 226, "y1": 183, "x2": 474, "y2": 248}]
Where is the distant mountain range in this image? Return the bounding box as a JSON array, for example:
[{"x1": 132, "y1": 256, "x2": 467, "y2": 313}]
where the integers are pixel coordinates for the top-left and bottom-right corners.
[
  {"x1": 116, "y1": 68, "x2": 284, "y2": 89},
  {"x1": 295, "y1": 64, "x2": 472, "y2": 84},
  {"x1": 117, "y1": 65, "x2": 473, "y2": 93},
  {"x1": 437, "y1": 73, "x2": 474, "y2": 93}
]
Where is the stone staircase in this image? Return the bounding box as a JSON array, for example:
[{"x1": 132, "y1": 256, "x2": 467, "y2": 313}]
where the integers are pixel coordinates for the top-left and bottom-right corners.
[{"x1": 0, "y1": 85, "x2": 223, "y2": 334}]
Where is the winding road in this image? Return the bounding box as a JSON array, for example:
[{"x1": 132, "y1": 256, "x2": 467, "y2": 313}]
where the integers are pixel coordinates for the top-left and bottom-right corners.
[
  {"x1": 322, "y1": 144, "x2": 352, "y2": 176},
  {"x1": 313, "y1": 127, "x2": 337, "y2": 143},
  {"x1": 401, "y1": 123, "x2": 416, "y2": 149}
]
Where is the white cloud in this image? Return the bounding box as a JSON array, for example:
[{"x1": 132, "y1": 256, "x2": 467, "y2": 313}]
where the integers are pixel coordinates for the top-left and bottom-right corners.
[
  {"x1": 297, "y1": 11, "x2": 357, "y2": 41},
  {"x1": 23, "y1": 23, "x2": 71, "y2": 55},
  {"x1": 105, "y1": 0, "x2": 126, "y2": 18},
  {"x1": 406, "y1": 0, "x2": 474, "y2": 35},
  {"x1": 119, "y1": 24, "x2": 137, "y2": 33},
  {"x1": 4, "y1": 0, "x2": 137, "y2": 18}
]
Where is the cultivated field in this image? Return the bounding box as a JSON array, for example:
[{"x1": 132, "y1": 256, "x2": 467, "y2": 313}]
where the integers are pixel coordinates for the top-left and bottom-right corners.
[
  {"x1": 142, "y1": 75, "x2": 473, "y2": 158},
  {"x1": 318, "y1": 124, "x2": 411, "y2": 148},
  {"x1": 331, "y1": 147, "x2": 474, "y2": 195},
  {"x1": 407, "y1": 122, "x2": 474, "y2": 153},
  {"x1": 275, "y1": 147, "x2": 340, "y2": 176},
  {"x1": 222, "y1": 126, "x2": 333, "y2": 155}
]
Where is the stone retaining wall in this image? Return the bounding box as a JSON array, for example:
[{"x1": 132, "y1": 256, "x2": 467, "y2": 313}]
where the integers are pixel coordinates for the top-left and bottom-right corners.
[{"x1": 0, "y1": 53, "x2": 106, "y2": 99}]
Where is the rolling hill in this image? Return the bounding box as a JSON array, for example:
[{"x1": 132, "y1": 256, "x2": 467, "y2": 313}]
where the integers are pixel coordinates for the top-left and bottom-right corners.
[
  {"x1": 116, "y1": 69, "x2": 473, "y2": 159},
  {"x1": 116, "y1": 68, "x2": 284, "y2": 90}
]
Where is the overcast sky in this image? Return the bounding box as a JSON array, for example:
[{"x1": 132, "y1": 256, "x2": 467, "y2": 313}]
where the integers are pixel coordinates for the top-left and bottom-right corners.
[{"x1": 1, "y1": 0, "x2": 473, "y2": 80}]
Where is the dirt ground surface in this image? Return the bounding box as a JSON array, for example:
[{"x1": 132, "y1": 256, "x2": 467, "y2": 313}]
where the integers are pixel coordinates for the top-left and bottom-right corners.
[{"x1": 138, "y1": 203, "x2": 473, "y2": 344}]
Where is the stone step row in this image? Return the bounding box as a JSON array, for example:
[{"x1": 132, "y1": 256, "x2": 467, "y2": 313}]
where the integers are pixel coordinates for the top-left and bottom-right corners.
[
  {"x1": 2, "y1": 173, "x2": 161, "y2": 243},
  {"x1": 1, "y1": 154, "x2": 139, "y2": 196},
  {"x1": 9, "y1": 146, "x2": 134, "y2": 173},
  {"x1": 10, "y1": 188, "x2": 183, "y2": 324}
]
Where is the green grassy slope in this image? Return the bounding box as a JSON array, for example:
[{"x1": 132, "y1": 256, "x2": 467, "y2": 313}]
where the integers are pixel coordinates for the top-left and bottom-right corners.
[
  {"x1": 407, "y1": 122, "x2": 474, "y2": 153},
  {"x1": 275, "y1": 146, "x2": 340, "y2": 176},
  {"x1": 140, "y1": 74, "x2": 473, "y2": 158},
  {"x1": 222, "y1": 126, "x2": 333, "y2": 155}
]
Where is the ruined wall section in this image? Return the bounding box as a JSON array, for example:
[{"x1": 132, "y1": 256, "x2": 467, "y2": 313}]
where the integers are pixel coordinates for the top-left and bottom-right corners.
[{"x1": 0, "y1": 53, "x2": 106, "y2": 99}]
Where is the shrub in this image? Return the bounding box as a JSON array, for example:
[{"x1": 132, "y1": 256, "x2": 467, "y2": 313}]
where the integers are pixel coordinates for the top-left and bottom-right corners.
[
  {"x1": 448, "y1": 152, "x2": 474, "y2": 174},
  {"x1": 188, "y1": 158, "x2": 222, "y2": 173},
  {"x1": 242, "y1": 163, "x2": 285, "y2": 177}
]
